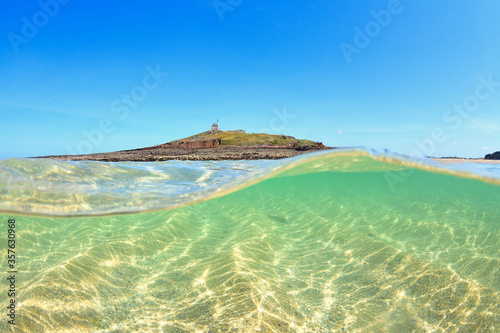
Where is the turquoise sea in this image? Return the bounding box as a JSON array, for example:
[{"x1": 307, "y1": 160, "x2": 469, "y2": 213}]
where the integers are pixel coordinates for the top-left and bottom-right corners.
[{"x1": 1, "y1": 149, "x2": 499, "y2": 332}]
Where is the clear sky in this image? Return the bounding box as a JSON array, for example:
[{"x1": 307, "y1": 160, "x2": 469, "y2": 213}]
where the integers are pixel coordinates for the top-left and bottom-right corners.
[{"x1": 1, "y1": 0, "x2": 499, "y2": 159}]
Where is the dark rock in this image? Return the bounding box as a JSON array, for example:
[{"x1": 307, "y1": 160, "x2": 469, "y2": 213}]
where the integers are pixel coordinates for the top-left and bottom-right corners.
[
  {"x1": 267, "y1": 215, "x2": 289, "y2": 224},
  {"x1": 159, "y1": 138, "x2": 221, "y2": 149},
  {"x1": 485, "y1": 151, "x2": 500, "y2": 160}
]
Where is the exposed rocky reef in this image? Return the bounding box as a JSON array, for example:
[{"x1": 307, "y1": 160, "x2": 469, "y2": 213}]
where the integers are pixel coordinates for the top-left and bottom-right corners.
[
  {"x1": 39, "y1": 146, "x2": 332, "y2": 162},
  {"x1": 37, "y1": 130, "x2": 331, "y2": 162}
]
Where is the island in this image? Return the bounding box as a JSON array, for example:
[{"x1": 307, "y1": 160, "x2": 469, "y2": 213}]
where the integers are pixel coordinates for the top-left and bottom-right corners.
[
  {"x1": 485, "y1": 151, "x2": 500, "y2": 160},
  {"x1": 38, "y1": 128, "x2": 332, "y2": 162}
]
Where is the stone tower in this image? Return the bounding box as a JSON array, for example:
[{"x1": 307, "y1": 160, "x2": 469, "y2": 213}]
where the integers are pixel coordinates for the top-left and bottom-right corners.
[{"x1": 211, "y1": 119, "x2": 219, "y2": 131}]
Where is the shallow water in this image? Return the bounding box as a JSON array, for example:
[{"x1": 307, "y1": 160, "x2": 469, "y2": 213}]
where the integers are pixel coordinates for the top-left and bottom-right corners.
[{"x1": 1, "y1": 150, "x2": 499, "y2": 332}]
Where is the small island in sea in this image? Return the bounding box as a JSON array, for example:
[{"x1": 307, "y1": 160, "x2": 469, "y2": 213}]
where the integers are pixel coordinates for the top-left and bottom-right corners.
[
  {"x1": 432, "y1": 150, "x2": 500, "y2": 164},
  {"x1": 39, "y1": 123, "x2": 331, "y2": 162},
  {"x1": 485, "y1": 151, "x2": 500, "y2": 160}
]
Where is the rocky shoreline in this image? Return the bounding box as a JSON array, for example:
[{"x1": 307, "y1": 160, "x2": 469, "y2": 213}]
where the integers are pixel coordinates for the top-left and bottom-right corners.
[{"x1": 37, "y1": 146, "x2": 334, "y2": 162}]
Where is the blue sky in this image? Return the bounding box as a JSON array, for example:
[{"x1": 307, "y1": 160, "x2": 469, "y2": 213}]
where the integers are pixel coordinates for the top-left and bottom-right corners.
[{"x1": 1, "y1": 0, "x2": 499, "y2": 158}]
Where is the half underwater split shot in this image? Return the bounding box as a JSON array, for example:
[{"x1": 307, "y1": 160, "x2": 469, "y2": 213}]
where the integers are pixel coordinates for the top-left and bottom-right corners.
[{"x1": 1, "y1": 150, "x2": 499, "y2": 332}]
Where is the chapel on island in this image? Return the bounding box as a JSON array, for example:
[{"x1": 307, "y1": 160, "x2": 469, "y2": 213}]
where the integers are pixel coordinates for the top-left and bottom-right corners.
[{"x1": 211, "y1": 119, "x2": 219, "y2": 131}]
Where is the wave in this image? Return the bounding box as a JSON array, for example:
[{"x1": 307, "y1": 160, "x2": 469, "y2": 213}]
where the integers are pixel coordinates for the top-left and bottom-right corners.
[{"x1": 1, "y1": 149, "x2": 499, "y2": 216}]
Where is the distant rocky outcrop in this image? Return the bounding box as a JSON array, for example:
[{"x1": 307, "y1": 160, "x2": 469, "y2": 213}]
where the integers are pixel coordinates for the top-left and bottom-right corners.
[
  {"x1": 37, "y1": 129, "x2": 332, "y2": 161},
  {"x1": 485, "y1": 151, "x2": 500, "y2": 160},
  {"x1": 159, "y1": 138, "x2": 221, "y2": 149},
  {"x1": 163, "y1": 130, "x2": 324, "y2": 149}
]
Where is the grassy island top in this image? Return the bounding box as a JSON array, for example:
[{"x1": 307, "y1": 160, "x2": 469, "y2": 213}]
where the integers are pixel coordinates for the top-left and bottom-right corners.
[{"x1": 170, "y1": 130, "x2": 319, "y2": 147}]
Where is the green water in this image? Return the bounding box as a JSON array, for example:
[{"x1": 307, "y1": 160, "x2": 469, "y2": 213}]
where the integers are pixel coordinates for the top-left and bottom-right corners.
[{"x1": 1, "y1": 155, "x2": 500, "y2": 332}]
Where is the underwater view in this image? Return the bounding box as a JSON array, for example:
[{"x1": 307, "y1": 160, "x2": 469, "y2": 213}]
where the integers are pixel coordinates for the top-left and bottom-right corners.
[{"x1": 1, "y1": 150, "x2": 499, "y2": 332}]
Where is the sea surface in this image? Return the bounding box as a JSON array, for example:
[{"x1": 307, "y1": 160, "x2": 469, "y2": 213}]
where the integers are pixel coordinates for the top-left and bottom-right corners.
[{"x1": 0, "y1": 149, "x2": 499, "y2": 332}]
